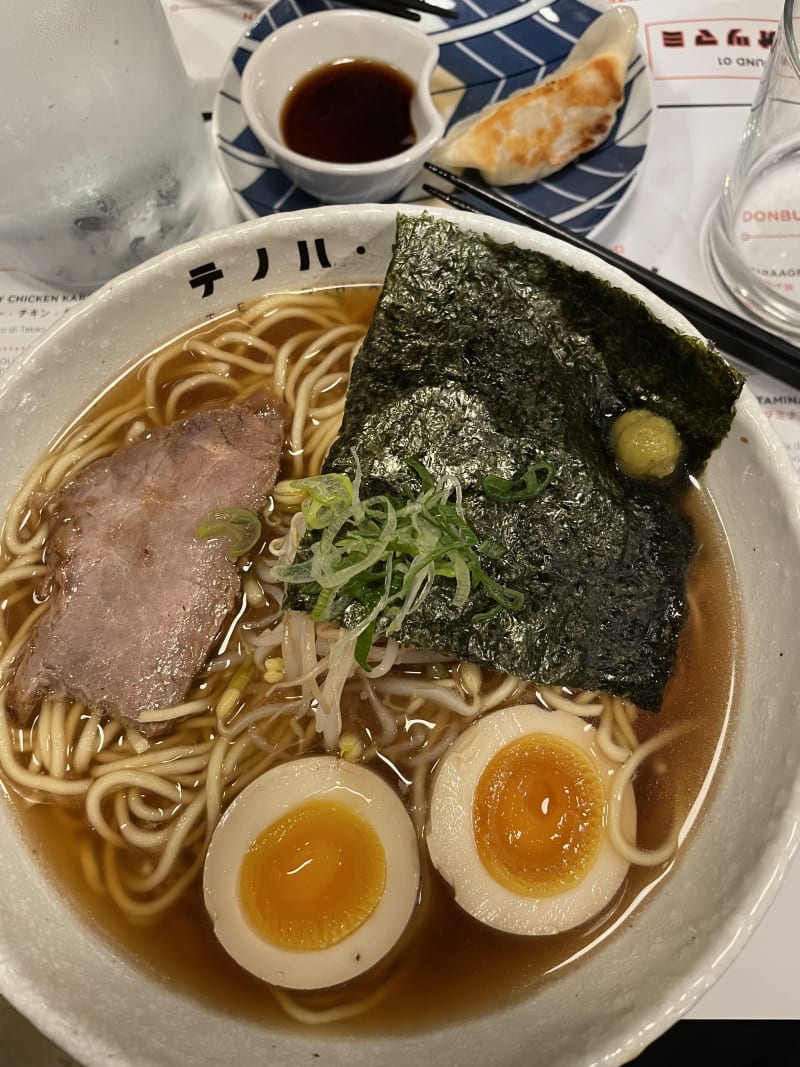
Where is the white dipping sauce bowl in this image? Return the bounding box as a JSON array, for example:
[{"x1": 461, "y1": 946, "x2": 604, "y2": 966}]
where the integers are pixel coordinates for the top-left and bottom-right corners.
[
  {"x1": 0, "y1": 204, "x2": 799, "y2": 1067},
  {"x1": 240, "y1": 11, "x2": 444, "y2": 204}
]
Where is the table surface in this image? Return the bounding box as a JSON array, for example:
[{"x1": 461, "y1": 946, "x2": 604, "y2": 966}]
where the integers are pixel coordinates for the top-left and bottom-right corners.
[{"x1": 1, "y1": 1, "x2": 798, "y2": 1063}]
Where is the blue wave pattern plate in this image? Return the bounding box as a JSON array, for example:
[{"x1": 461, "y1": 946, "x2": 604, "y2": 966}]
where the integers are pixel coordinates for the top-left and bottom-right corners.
[{"x1": 212, "y1": 0, "x2": 652, "y2": 235}]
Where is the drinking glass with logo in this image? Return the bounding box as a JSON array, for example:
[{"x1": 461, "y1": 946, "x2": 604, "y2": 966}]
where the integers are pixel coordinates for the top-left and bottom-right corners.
[
  {"x1": 706, "y1": 0, "x2": 800, "y2": 335},
  {"x1": 0, "y1": 0, "x2": 216, "y2": 291}
]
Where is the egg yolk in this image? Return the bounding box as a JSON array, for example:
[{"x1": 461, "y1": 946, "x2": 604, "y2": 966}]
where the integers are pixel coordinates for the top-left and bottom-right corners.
[
  {"x1": 473, "y1": 734, "x2": 605, "y2": 896},
  {"x1": 239, "y1": 799, "x2": 386, "y2": 951}
]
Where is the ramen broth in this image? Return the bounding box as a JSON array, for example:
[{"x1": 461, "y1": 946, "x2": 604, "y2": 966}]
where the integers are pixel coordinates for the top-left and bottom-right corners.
[{"x1": 2, "y1": 286, "x2": 739, "y2": 1031}]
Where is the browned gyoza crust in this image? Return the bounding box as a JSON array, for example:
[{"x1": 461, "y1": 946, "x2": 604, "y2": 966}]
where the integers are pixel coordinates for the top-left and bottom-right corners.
[{"x1": 433, "y1": 7, "x2": 638, "y2": 187}]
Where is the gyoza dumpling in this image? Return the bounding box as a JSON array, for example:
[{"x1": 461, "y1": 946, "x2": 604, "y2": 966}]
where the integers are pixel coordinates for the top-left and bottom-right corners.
[{"x1": 432, "y1": 6, "x2": 639, "y2": 187}]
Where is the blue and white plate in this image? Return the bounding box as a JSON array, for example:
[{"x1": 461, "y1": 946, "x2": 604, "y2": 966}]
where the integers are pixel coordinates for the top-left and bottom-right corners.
[{"x1": 212, "y1": 0, "x2": 653, "y2": 236}]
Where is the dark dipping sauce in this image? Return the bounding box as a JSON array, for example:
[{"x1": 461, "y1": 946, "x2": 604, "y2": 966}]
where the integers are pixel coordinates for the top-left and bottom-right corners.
[{"x1": 281, "y1": 58, "x2": 416, "y2": 164}]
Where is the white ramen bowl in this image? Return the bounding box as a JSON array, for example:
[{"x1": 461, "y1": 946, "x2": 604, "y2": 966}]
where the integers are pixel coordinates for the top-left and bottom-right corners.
[
  {"x1": 0, "y1": 204, "x2": 799, "y2": 1067},
  {"x1": 240, "y1": 11, "x2": 444, "y2": 203}
]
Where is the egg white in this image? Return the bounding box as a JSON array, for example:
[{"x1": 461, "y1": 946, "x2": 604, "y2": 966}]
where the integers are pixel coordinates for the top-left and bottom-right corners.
[
  {"x1": 426, "y1": 704, "x2": 636, "y2": 936},
  {"x1": 203, "y1": 755, "x2": 420, "y2": 989}
]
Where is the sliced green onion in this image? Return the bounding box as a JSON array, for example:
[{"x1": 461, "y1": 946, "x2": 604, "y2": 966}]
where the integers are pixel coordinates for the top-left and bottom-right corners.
[
  {"x1": 482, "y1": 461, "x2": 554, "y2": 502},
  {"x1": 195, "y1": 507, "x2": 262, "y2": 559},
  {"x1": 405, "y1": 457, "x2": 435, "y2": 493},
  {"x1": 273, "y1": 457, "x2": 529, "y2": 646},
  {"x1": 354, "y1": 620, "x2": 377, "y2": 671},
  {"x1": 477, "y1": 538, "x2": 506, "y2": 560},
  {"x1": 289, "y1": 472, "x2": 353, "y2": 530}
]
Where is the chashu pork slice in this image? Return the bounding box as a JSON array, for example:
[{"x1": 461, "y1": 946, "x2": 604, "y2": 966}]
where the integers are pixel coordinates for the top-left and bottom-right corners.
[{"x1": 10, "y1": 395, "x2": 285, "y2": 734}]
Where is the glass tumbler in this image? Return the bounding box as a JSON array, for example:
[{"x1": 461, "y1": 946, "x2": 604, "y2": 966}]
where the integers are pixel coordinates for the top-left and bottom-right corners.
[
  {"x1": 0, "y1": 0, "x2": 216, "y2": 291},
  {"x1": 706, "y1": 0, "x2": 800, "y2": 335}
]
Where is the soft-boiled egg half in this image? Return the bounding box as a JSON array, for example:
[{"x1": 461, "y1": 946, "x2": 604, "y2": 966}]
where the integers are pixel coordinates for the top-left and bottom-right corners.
[
  {"x1": 426, "y1": 704, "x2": 636, "y2": 935},
  {"x1": 203, "y1": 755, "x2": 420, "y2": 989}
]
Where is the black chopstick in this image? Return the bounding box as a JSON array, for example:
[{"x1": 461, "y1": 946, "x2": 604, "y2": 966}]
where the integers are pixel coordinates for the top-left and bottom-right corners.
[
  {"x1": 396, "y1": 0, "x2": 459, "y2": 16},
  {"x1": 423, "y1": 162, "x2": 800, "y2": 391},
  {"x1": 346, "y1": 0, "x2": 420, "y2": 20},
  {"x1": 345, "y1": 0, "x2": 459, "y2": 21}
]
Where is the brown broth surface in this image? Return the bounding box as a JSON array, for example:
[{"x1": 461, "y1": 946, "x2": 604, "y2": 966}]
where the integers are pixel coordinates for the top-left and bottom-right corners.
[{"x1": 6, "y1": 288, "x2": 740, "y2": 1034}]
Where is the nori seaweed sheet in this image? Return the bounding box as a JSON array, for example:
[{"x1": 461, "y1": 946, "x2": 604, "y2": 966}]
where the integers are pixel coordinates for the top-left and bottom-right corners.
[{"x1": 288, "y1": 214, "x2": 744, "y2": 710}]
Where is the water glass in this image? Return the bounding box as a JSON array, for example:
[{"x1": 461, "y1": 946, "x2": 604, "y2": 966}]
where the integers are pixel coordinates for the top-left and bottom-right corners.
[
  {"x1": 0, "y1": 0, "x2": 217, "y2": 291},
  {"x1": 706, "y1": 0, "x2": 800, "y2": 335}
]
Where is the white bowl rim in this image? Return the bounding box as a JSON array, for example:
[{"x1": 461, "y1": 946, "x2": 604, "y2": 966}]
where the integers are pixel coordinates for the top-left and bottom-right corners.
[{"x1": 0, "y1": 202, "x2": 799, "y2": 1067}]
